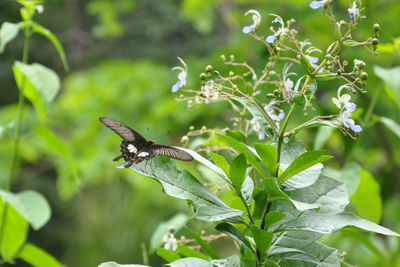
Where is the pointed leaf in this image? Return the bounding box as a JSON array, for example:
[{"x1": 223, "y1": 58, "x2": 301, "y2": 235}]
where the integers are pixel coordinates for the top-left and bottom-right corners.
[
  {"x1": 278, "y1": 151, "x2": 332, "y2": 184},
  {"x1": 215, "y1": 222, "x2": 255, "y2": 254},
  {"x1": 156, "y1": 248, "x2": 181, "y2": 263},
  {"x1": 229, "y1": 154, "x2": 247, "y2": 190},
  {"x1": 264, "y1": 211, "x2": 286, "y2": 230},
  {"x1": 177, "y1": 244, "x2": 209, "y2": 260},
  {"x1": 19, "y1": 243, "x2": 64, "y2": 267},
  {"x1": 209, "y1": 152, "x2": 230, "y2": 178},
  {"x1": 0, "y1": 22, "x2": 22, "y2": 53},
  {"x1": 251, "y1": 225, "x2": 273, "y2": 257},
  {"x1": 255, "y1": 144, "x2": 277, "y2": 175},
  {"x1": 241, "y1": 176, "x2": 254, "y2": 208}
]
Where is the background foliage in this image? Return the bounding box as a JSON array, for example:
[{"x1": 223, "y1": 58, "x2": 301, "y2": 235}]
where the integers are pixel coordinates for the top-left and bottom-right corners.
[{"x1": 1, "y1": 0, "x2": 399, "y2": 266}]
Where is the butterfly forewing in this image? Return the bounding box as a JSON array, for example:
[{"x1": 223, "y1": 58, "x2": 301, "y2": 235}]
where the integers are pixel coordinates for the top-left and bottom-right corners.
[
  {"x1": 99, "y1": 117, "x2": 146, "y2": 142},
  {"x1": 151, "y1": 145, "x2": 193, "y2": 161}
]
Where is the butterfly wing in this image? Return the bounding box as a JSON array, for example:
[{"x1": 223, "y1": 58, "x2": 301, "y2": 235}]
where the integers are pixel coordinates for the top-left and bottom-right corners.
[
  {"x1": 99, "y1": 117, "x2": 146, "y2": 142},
  {"x1": 151, "y1": 145, "x2": 193, "y2": 161}
]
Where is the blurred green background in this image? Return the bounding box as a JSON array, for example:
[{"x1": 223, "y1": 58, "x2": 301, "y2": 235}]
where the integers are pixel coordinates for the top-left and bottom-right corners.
[{"x1": 1, "y1": 0, "x2": 399, "y2": 266}]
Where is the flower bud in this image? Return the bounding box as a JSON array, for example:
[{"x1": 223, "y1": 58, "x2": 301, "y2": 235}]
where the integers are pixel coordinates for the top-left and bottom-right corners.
[
  {"x1": 273, "y1": 89, "x2": 280, "y2": 97},
  {"x1": 360, "y1": 72, "x2": 368, "y2": 80},
  {"x1": 220, "y1": 54, "x2": 226, "y2": 61},
  {"x1": 372, "y1": 38, "x2": 379, "y2": 46},
  {"x1": 199, "y1": 73, "x2": 207, "y2": 80},
  {"x1": 168, "y1": 226, "x2": 176, "y2": 233},
  {"x1": 373, "y1": 23, "x2": 380, "y2": 33},
  {"x1": 189, "y1": 125, "x2": 195, "y2": 131},
  {"x1": 354, "y1": 59, "x2": 366, "y2": 70},
  {"x1": 201, "y1": 125, "x2": 207, "y2": 131},
  {"x1": 229, "y1": 71, "x2": 235, "y2": 77},
  {"x1": 230, "y1": 54, "x2": 235, "y2": 61},
  {"x1": 205, "y1": 65, "x2": 213, "y2": 73}
]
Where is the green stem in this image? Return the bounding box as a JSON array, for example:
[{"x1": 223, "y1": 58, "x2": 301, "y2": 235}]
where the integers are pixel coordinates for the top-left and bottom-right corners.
[{"x1": 5, "y1": 25, "x2": 31, "y2": 191}]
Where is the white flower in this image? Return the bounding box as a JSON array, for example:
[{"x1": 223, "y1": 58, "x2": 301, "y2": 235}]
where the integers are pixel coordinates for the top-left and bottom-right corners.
[
  {"x1": 340, "y1": 110, "x2": 362, "y2": 133},
  {"x1": 242, "y1": 10, "x2": 261, "y2": 34},
  {"x1": 163, "y1": 232, "x2": 178, "y2": 251},
  {"x1": 265, "y1": 100, "x2": 285, "y2": 122},
  {"x1": 202, "y1": 80, "x2": 219, "y2": 104},
  {"x1": 266, "y1": 14, "x2": 285, "y2": 43},
  {"x1": 35, "y1": 5, "x2": 44, "y2": 13},
  {"x1": 332, "y1": 85, "x2": 356, "y2": 111},
  {"x1": 171, "y1": 57, "x2": 187, "y2": 93}
]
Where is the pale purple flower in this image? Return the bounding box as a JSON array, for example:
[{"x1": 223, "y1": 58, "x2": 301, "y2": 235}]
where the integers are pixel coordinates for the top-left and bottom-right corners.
[
  {"x1": 242, "y1": 10, "x2": 261, "y2": 34},
  {"x1": 309, "y1": 1, "x2": 324, "y2": 9},
  {"x1": 348, "y1": 1, "x2": 360, "y2": 21},
  {"x1": 171, "y1": 57, "x2": 187, "y2": 93},
  {"x1": 340, "y1": 110, "x2": 362, "y2": 133},
  {"x1": 332, "y1": 84, "x2": 357, "y2": 111},
  {"x1": 266, "y1": 14, "x2": 284, "y2": 44},
  {"x1": 251, "y1": 118, "x2": 265, "y2": 140},
  {"x1": 271, "y1": 112, "x2": 285, "y2": 121},
  {"x1": 306, "y1": 55, "x2": 324, "y2": 73}
]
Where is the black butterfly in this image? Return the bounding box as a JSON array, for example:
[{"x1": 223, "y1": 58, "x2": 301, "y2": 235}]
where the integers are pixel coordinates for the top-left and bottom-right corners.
[{"x1": 99, "y1": 117, "x2": 193, "y2": 168}]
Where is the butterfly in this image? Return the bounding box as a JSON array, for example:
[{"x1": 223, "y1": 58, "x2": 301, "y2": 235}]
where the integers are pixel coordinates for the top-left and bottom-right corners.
[{"x1": 99, "y1": 117, "x2": 193, "y2": 168}]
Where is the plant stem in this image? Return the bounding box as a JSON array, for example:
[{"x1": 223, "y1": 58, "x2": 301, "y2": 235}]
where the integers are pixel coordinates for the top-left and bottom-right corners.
[{"x1": 5, "y1": 25, "x2": 31, "y2": 191}]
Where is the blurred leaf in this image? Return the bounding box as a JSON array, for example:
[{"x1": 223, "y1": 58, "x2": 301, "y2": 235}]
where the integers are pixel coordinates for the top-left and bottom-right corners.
[
  {"x1": 215, "y1": 222, "x2": 255, "y2": 255},
  {"x1": 251, "y1": 225, "x2": 273, "y2": 257},
  {"x1": 0, "y1": 199, "x2": 28, "y2": 261},
  {"x1": 255, "y1": 144, "x2": 277, "y2": 175},
  {"x1": 0, "y1": 21, "x2": 22, "y2": 53},
  {"x1": 181, "y1": 0, "x2": 220, "y2": 34},
  {"x1": 177, "y1": 244, "x2": 209, "y2": 260},
  {"x1": 380, "y1": 116, "x2": 400, "y2": 139},
  {"x1": 99, "y1": 262, "x2": 148, "y2": 267},
  {"x1": 185, "y1": 227, "x2": 220, "y2": 259},
  {"x1": 374, "y1": 65, "x2": 400, "y2": 105},
  {"x1": 313, "y1": 126, "x2": 333, "y2": 150},
  {"x1": 351, "y1": 170, "x2": 382, "y2": 223},
  {"x1": 241, "y1": 176, "x2": 254, "y2": 208},
  {"x1": 209, "y1": 152, "x2": 229, "y2": 177},
  {"x1": 263, "y1": 211, "x2": 286, "y2": 230},
  {"x1": 278, "y1": 151, "x2": 332, "y2": 185},
  {"x1": 150, "y1": 213, "x2": 188, "y2": 253},
  {"x1": 323, "y1": 162, "x2": 361, "y2": 197},
  {"x1": 13, "y1": 62, "x2": 60, "y2": 122},
  {"x1": 30, "y1": 22, "x2": 70, "y2": 72},
  {"x1": 216, "y1": 134, "x2": 267, "y2": 178},
  {"x1": 229, "y1": 154, "x2": 247, "y2": 190},
  {"x1": 0, "y1": 190, "x2": 51, "y2": 230},
  {"x1": 122, "y1": 157, "x2": 244, "y2": 222},
  {"x1": 166, "y1": 257, "x2": 213, "y2": 267},
  {"x1": 156, "y1": 248, "x2": 181, "y2": 263},
  {"x1": 18, "y1": 243, "x2": 64, "y2": 267}
]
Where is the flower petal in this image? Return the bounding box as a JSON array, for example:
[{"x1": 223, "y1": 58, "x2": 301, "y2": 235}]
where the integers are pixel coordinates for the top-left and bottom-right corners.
[
  {"x1": 172, "y1": 80, "x2": 182, "y2": 93},
  {"x1": 258, "y1": 130, "x2": 265, "y2": 140},
  {"x1": 345, "y1": 119, "x2": 362, "y2": 133},
  {"x1": 309, "y1": 1, "x2": 323, "y2": 9},
  {"x1": 345, "y1": 103, "x2": 357, "y2": 112},
  {"x1": 266, "y1": 34, "x2": 277, "y2": 43},
  {"x1": 242, "y1": 25, "x2": 254, "y2": 34}
]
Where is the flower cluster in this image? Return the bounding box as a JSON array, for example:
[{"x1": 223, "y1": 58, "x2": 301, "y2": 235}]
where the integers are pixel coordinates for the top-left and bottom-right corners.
[
  {"x1": 171, "y1": 57, "x2": 187, "y2": 93},
  {"x1": 333, "y1": 85, "x2": 362, "y2": 133}
]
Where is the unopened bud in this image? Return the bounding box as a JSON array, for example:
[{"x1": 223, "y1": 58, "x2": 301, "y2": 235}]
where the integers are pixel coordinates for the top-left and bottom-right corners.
[
  {"x1": 199, "y1": 73, "x2": 206, "y2": 80},
  {"x1": 220, "y1": 54, "x2": 226, "y2": 61},
  {"x1": 373, "y1": 23, "x2": 380, "y2": 33},
  {"x1": 360, "y1": 72, "x2": 368, "y2": 80},
  {"x1": 205, "y1": 65, "x2": 213, "y2": 73}
]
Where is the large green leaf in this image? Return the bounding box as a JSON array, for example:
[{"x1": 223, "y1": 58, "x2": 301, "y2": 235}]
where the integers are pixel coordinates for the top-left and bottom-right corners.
[
  {"x1": 210, "y1": 254, "x2": 240, "y2": 267},
  {"x1": 209, "y1": 152, "x2": 230, "y2": 178},
  {"x1": 149, "y1": 213, "x2": 188, "y2": 253},
  {"x1": 229, "y1": 154, "x2": 247, "y2": 190},
  {"x1": 121, "y1": 157, "x2": 243, "y2": 222},
  {"x1": 166, "y1": 257, "x2": 213, "y2": 267},
  {"x1": 0, "y1": 200, "x2": 28, "y2": 261},
  {"x1": 374, "y1": 65, "x2": 400, "y2": 105},
  {"x1": 278, "y1": 151, "x2": 332, "y2": 185},
  {"x1": 251, "y1": 225, "x2": 273, "y2": 257},
  {"x1": 351, "y1": 170, "x2": 382, "y2": 223},
  {"x1": 156, "y1": 248, "x2": 181, "y2": 262},
  {"x1": 177, "y1": 244, "x2": 209, "y2": 260},
  {"x1": 241, "y1": 176, "x2": 254, "y2": 208},
  {"x1": 0, "y1": 21, "x2": 22, "y2": 53},
  {"x1": 267, "y1": 246, "x2": 320, "y2": 264},
  {"x1": 322, "y1": 162, "x2": 361, "y2": 197},
  {"x1": 0, "y1": 190, "x2": 51, "y2": 230},
  {"x1": 98, "y1": 262, "x2": 149, "y2": 267},
  {"x1": 18, "y1": 243, "x2": 64, "y2": 267},
  {"x1": 255, "y1": 144, "x2": 277, "y2": 175}
]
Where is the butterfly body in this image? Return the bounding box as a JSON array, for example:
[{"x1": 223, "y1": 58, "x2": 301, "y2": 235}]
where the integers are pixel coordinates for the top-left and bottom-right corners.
[{"x1": 99, "y1": 117, "x2": 193, "y2": 168}]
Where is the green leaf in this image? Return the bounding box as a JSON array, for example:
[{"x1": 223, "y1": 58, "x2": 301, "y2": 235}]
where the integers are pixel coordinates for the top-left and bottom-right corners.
[
  {"x1": 185, "y1": 227, "x2": 220, "y2": 259},
  {"x1": 255, "y1": 144, "x2": 277, "y2": 175},
  {"x1": 313, "y1": 126, "x2": 333, "y2": 150},
  {"x1": 215, "y1": 222, "x2": 255, "y2": 255},
  {"x1": 380, "y1": 116, "x2": 400, "y2": 139},
  {"x1": 156, "y1": 248, "x2": 181, "y2": 263},
  {"x1": 121, "y1": 157, "x2": 243, "y2": 222},
  {"x1": 179, "y1": 148, "x2": 229, "y2": 183},
  {"x1": 0, "y1": 190, "x2": 51, "y2": 230},
  {"x1": 166, "y1": 257, "x2": 213, "y2": 267},
  {"x1": 285, "y1": 175, "x2": 349, "y2": 213},
  {"x1": 98, "y1": 262, "x2": 148, "y2": 267},
  {"x1": 0, "y1": 200, "x2": 28, "y2": 261},
  {"x1": 251, "y1": 225, "x2": 273, "y2": 257},
  {"x1": 374, "y1": 65, "x2": 400, "y2": 105},
  {"x1": 13, "y1": 62, "x2": 60, "y2": 122},
  {"x1": 216, "y1": 134, "x2": 267, "y2": 178},
  {"x1": 18, "y1": 243, "x2": 64, "y2": 267},
  {"x1": 323, "y1": 162, "x2": 361, "y2": 197},
  {"x1": 351, "y1": 170, "x2": 382, "y2": 223},
  {"x1": 30, "y1": 22, "x2": 70, "y2": 71},
  {"x1": 268, "y1": 246, "x2": 320, "y2": 264},
  {"x1": 278, "y1": 151, "x2": 332, "y2": 185},
  {"x1": 209, "y1": 152, "x2": 230, "y2": 178},
  {"x1": 263, "y1": 211, "x2": 286, "y2": 230},
  {"x1": 229, "y1": 154, "x2": 247, "y2": 190},
  {"x1": 149, "y1": 213, "x2": 188, "y2": 253},
  {"x1": 279, "y1": 211, "x2": 400, "y2": 236},
  {"x1": 210, "y1": 254, "x2": 240, "y2": 267},
  {"x1": 177, "y1": 244, "x2": 209, "y2": 260},
  {"x1": 241, "y1": 176, "x2": 254, "y2": 208},
  {"x1": 0, "y1": 22, "x2": 22, "y2": 53}
]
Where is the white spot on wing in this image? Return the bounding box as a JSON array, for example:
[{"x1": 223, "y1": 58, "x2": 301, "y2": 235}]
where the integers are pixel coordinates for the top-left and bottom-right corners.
[
  {"x1": 138, "y1": 152, "x2": 149, "y2": 157},
  {"x1": 127, "y1": 144, "x2": 137, "y2": 153}
]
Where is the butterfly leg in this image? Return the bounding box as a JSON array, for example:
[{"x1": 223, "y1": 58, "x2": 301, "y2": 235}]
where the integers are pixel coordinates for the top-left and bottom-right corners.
[
  {"x1": 124, "y1": 160, "x2": 134, "y2": 168},
  {"x1": 113, "y1": 154, "x2": 124, "y2": 161}
]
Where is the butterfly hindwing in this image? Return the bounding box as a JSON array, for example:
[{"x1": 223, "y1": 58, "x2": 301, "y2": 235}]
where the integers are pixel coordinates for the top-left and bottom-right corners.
[
  {"x1": 99, "y1": 117, "x2": 146, "y2": 142},
  {"x1": 151, "y1": 145, "x2": 193, "y2": 161}
]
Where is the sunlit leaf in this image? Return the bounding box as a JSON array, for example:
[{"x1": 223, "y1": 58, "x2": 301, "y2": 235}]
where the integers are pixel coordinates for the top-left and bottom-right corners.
[
  {"x1": 0, "y1": 21, "x2": 22, "y2": 53},
  {"x1": 19, "y1": 243, "x2": 64, "y2": 267},
  {"x1": 166, "y1": 257, "x2": 213, "y2": 267}
]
